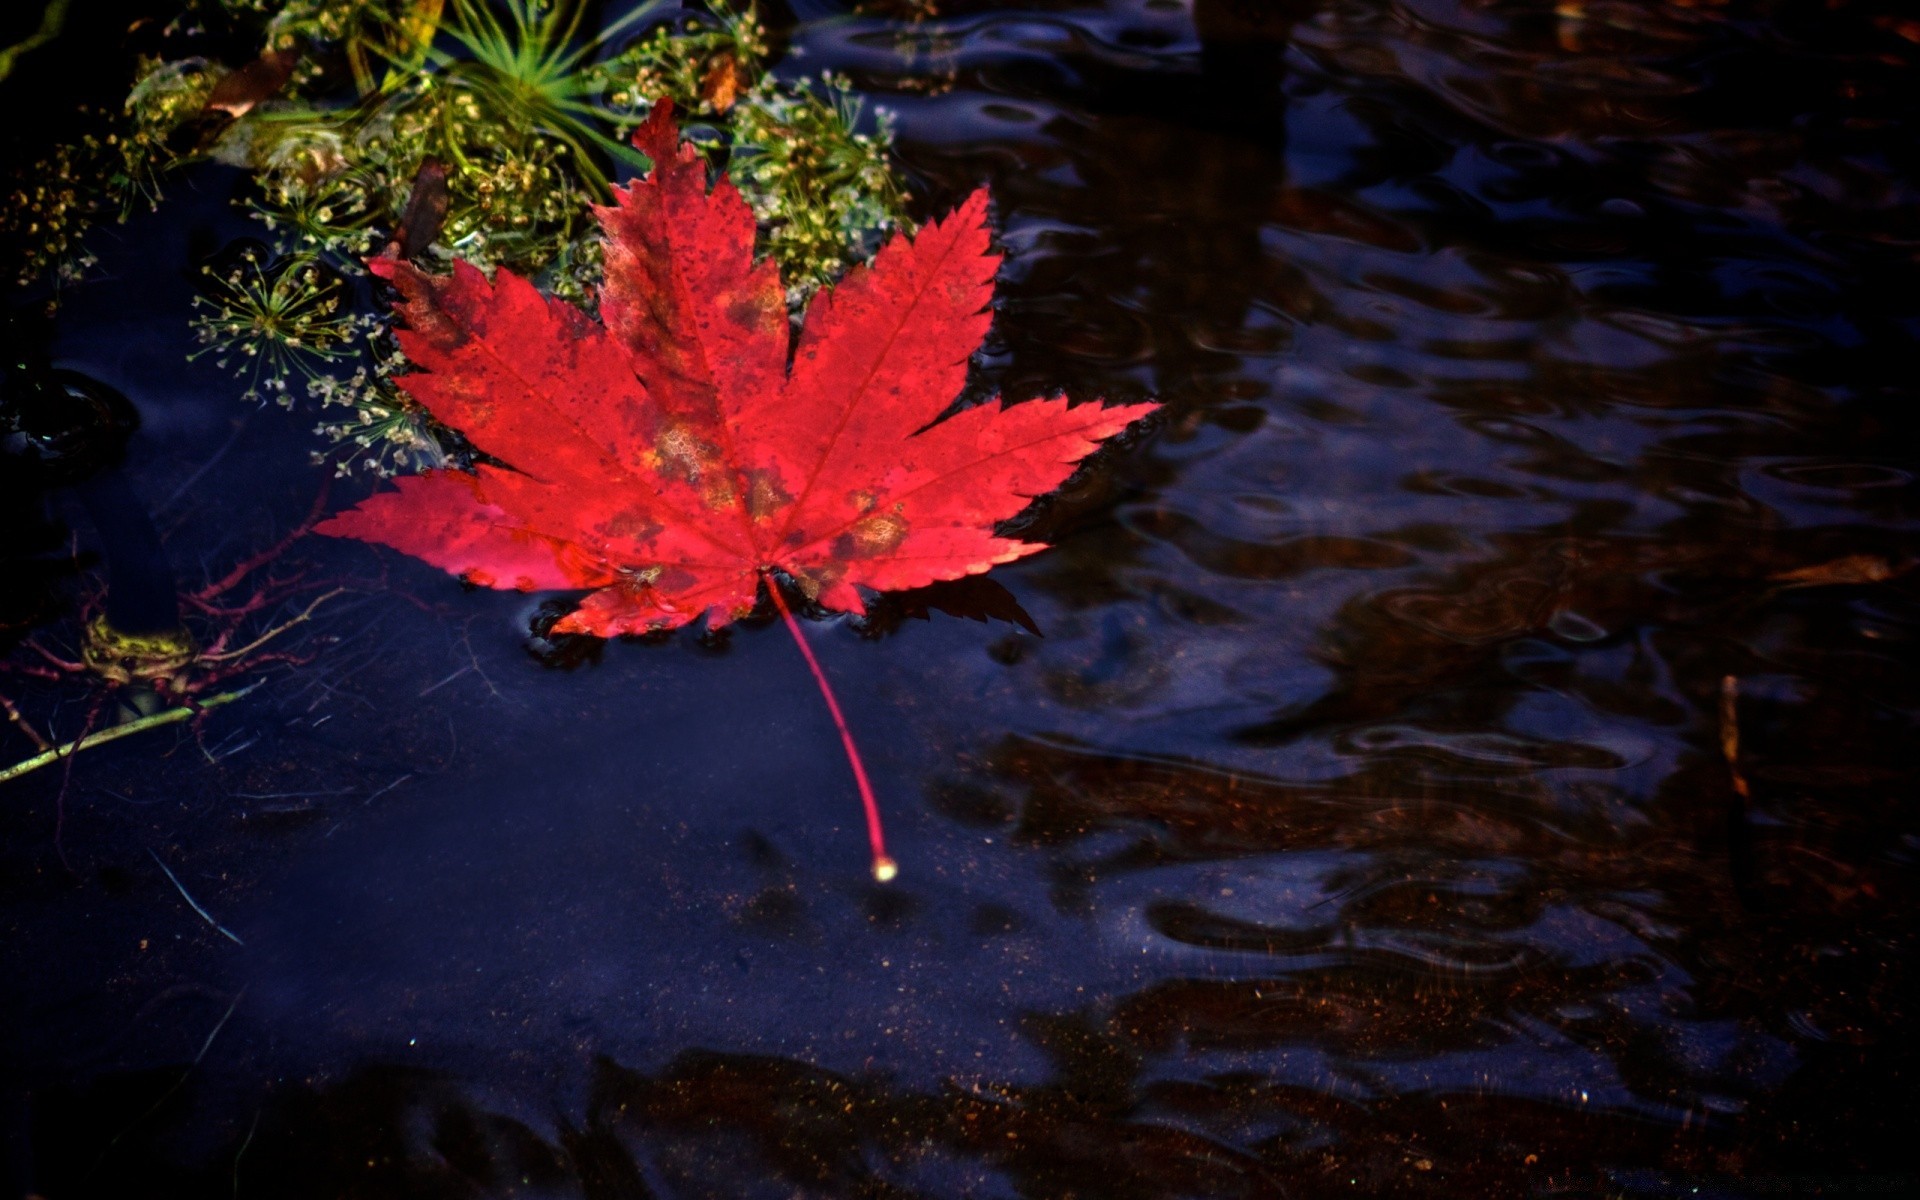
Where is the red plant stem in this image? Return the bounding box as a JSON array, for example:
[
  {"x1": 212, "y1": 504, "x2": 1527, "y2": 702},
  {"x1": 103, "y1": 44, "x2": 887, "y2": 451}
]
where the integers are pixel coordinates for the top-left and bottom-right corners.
[{"x1": 766, "y1": 581, "x2": 895, "y2": 882}]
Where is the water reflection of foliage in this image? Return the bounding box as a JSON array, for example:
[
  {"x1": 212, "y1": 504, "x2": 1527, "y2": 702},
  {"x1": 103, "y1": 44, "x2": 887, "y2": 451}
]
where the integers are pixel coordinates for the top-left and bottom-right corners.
[
  {"x1": 0, "y1": 493, "x2": 354, "y2": 792},
  {"x1": 960, "y1": 709, "x2": 1912, "y2": 1092},
  {"x1": 59, "y1": 1042, "x2": 1870, "y2": 1197}
]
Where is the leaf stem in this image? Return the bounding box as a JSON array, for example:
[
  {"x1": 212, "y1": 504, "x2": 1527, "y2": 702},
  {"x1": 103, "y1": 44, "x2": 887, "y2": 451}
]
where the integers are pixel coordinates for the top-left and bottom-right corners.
[{"x1": 766, "y1": 580, "x2": 895, "y2": 882}]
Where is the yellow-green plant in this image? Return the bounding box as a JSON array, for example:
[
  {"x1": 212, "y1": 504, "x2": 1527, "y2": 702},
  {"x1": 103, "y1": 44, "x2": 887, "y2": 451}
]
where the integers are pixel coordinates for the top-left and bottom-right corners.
[
  {"x1": 12, "y1": 0, "x2": 915, "y2": 475},
  {"x1": 0, "y1": 0, "x2": 73, "y2": 83},
  {"x1": 584, "y1": 0, "x2": 766, "y2": 126},
  {"x1": 730, "y1": 74, "x2": 908, "y2": 301},
  {"x1": 221, "y1": 0, "x2": 445, "y2": 89},
  {"x1": 426, "y1": 0, "x2": 669, "y2": 196},
  {"x1": 188, "y1": 245, "x2": 364, "y2": 404},
  {"x1": 305, "y1": 344, "x2": 447, "y2": 477}
]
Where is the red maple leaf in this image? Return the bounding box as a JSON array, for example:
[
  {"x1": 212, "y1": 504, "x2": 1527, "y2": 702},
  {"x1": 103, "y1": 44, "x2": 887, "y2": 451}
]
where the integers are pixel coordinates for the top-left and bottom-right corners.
[{"x1": 318, "y1": 102, "x2": 1156, "y2": 876}]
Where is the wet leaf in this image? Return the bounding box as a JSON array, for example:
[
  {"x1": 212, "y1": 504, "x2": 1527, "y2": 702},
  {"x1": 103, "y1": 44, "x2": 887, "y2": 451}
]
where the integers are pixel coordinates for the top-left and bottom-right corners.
[
  {"x1": 1770, "y1": 554, "x2": 1905, "y2": 589},
  {"x1": 204, "y1": 49, "x2": 299, "y2": 118},
  {"x1": 389, "y1": 158, "x2": 450, "y2": 262},
  {"x1": 699, "y1": 54, "x2": 743, "y2": 113},
  {"x1": 319, "y1": 102, "x2": 1157, "y2": 637}
]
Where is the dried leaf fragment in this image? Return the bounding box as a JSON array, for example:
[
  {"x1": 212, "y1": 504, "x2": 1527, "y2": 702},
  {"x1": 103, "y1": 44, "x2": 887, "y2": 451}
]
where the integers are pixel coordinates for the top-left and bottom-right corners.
[{"x1": 1771, "y1": 555, "x2": 1905, "y2": 589}]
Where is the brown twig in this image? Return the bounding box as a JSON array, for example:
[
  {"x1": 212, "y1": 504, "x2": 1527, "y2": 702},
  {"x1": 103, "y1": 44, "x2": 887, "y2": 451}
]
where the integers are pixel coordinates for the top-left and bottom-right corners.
[
  {"x1": 196, "y1": 483, "x2": 331, "y2": 600},
  {"x1": 198, "y1": 587, "x2": 347, "y2": 664},
  {"x1": 1719, "y1": 674, "x2": 1749, "y2": 801},
  {"x1": 0, "y1": 691, "x2": 52, "y2": 752}
]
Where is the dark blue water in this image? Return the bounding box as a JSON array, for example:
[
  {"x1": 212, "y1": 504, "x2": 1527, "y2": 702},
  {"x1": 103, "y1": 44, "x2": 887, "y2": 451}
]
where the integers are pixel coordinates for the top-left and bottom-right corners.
[{"x1": 4, "y1": 1, "x2": 1917, "y2": 1196}]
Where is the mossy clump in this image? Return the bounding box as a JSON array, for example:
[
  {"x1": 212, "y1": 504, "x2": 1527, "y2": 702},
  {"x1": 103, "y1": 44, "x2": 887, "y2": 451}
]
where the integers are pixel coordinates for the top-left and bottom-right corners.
[
  {"x1": 9, "y1": 0, "x2": 914, "y2": 476},
  {"x1": 730, "y1": 75, "x2": 907, "y2": 304}
]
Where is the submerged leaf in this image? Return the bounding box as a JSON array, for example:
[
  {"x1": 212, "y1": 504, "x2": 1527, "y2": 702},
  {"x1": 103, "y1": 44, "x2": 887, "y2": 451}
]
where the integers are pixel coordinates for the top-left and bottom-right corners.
[
  {"x1": 1770, "y1": 555, "x2": 1906, "y2": 589},
  {"x1": 699, "y1": 54, "x2": 743, "y2": 112}
]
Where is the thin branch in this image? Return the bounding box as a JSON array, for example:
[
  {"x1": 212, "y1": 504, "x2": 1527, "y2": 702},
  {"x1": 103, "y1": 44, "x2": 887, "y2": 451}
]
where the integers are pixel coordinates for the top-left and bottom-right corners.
[
  {"x1": 147, "y1": 849, "x2": 244, "y2": 945},
  {"x1": 25, "y1": 637, "x2": 85, "y2": 673},
  {"x1": 53, "y1": 693, "x2": 103, "y2": 873},
  {"x1": 161, "y1": 411, "x2": 253, "y2": 514},
  {"x1": 0, "y1": 691, "x2": 52, "y2": 752},
  {"x1": 232, "y1": 1103, "x2": 262, "y2": 1200},
  {"x1": 364, "y1": 773, "x2": 413, "y2": 806},
  {"x1": 91, "y1": 990, "x2": 245, "y2": 1180},
  {"x1": 198, "y1": 483, "x2": 331, "y2": 600},
  {"x1": 416, "y1": 664, "x2": 472, "y2": 697},
  {"x1": 0, "y1": 687, "x2": 253, "y2": 786},
  {"x1": 198, "y1": 588, "x2": 347, "y2": 664}
]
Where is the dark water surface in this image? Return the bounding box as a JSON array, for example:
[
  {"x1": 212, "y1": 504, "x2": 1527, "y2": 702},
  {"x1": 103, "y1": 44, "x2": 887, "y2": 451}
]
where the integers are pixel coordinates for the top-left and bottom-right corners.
[{"x1": 5, "y1": 1, "x2": 1918, "y2": 1196}]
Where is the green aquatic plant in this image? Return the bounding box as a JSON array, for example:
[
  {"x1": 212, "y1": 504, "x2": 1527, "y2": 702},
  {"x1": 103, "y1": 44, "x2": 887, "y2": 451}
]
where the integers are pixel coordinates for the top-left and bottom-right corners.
[
  {"x1": 247, "y1": 151, "x2": 386, "y2": 258},
  {"x1": 221, "y1": 0, "x2": 445, "y2": 90},
  {"x1": 730, "y1": 74, "x2": 908, "y2": 301},
  {"x1": 3, "y1": 135, "x2": 103, "y2": 289},
  {"x1": 0, "y1": 0, "x2": 72, "y2": 83},
  {"x1": 425, "y1": 0, "x2": 668, "y2": 197},
  {"x1": 12, "y1": 0, "x2": 915, "y2": 476},
  {"x1": 188, "y1": 244, "x2": 441, "y2": 476},
  {"x1": 226, "y1": 0, "x2": 674, "y2": 290},
  {"x1": 346, "y1": 79, "x2": 594, "y2": 277},
  {"x1": 305, "y1": 341, "x2": 448, "y2": 478},
  {"x1": 116, "y1": 56, "x2": 228, "y2": 209},
  {"x1": 189, "y1": 245, "x2": 364, "y2": 404},
  {"x1": 2, "y1": 56, "x2": 223, "y2": 289},
  {"x1": 584, "y1": 0, "x2": 766, "y2": 126}
]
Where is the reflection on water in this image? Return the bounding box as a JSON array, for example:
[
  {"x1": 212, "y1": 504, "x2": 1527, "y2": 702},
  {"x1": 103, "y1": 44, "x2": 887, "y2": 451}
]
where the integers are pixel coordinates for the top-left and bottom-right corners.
[{"x1": 5, "y1": 0, "x2": 1917, "y2": 1195}]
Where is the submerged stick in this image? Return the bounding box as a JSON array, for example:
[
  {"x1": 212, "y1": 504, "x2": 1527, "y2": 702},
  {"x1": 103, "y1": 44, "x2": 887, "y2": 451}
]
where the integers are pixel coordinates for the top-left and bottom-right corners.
[
  {"x1": 91, "y1": 989, "x2": 244, "y2": 1180},
  {"x1": 0, "y1": 687, "x2": 251, "y2": 786},
  {"x1": 766, "y1": 583, "x2": 896, "y2": 882},
  {"x1": 148, "y1": 848, "x2": 244, "y2": 945}
]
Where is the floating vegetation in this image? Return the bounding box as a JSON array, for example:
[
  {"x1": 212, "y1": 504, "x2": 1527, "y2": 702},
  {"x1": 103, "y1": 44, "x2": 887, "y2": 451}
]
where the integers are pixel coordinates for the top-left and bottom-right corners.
[
  {"x1": 188, "y1": 245, "x2": 444, "y2": 478},
  {"x1": 0, "y1": 490, "x2": 351, "y2": 793},
  {"x1": 584, "y1": 0, "x2": 765, "y2": 125},
  {"x1": 729, "y1": 75, "x2": 907, "y2": 302},
  {"x1": 189, "y1": 244, "x2": 364, "y2": 405},
  {"x1": 2, "y1": 135, "x2": 103, "y2": 290},
  {"x1": 305, "y1": 345, "x2": 449, "y2": 479},
  {"x1": 6, "y1": 0, "x2": 913, "y2": 475},
  {"x1": 1, "y1": 55, "x2": 223, "y2": 289}
]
